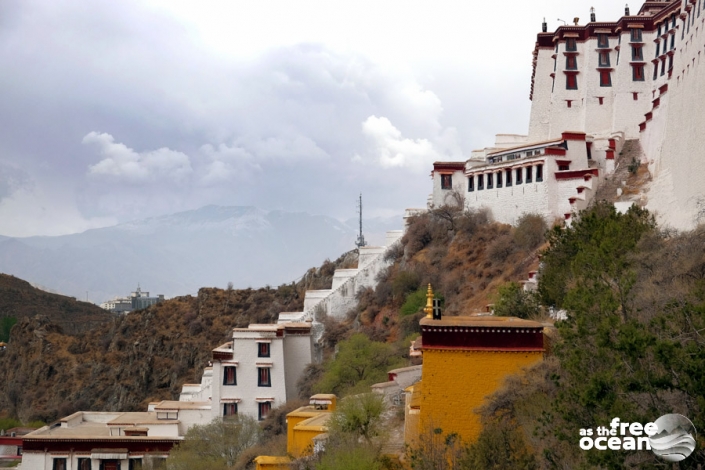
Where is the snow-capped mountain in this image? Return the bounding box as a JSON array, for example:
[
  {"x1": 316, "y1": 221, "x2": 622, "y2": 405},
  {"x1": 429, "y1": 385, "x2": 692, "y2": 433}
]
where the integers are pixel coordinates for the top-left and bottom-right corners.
[{"x1": 0, "y1": 206, "x2": 400, "y2": 303}]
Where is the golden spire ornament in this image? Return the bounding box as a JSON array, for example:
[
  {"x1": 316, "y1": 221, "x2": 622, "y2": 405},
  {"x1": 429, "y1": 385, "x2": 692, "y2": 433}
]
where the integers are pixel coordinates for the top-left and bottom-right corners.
[{"x1": 424, "y1": 283, "x2": 434, "y2": 318}]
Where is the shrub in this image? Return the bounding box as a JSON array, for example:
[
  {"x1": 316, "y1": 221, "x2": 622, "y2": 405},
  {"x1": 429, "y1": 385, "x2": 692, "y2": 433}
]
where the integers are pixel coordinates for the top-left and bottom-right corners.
[
  {"x1": 513, "y1": 213, "x2": 547, "y2": 251},
  {"x1": 400, "y1": 288, "x2": 427, "y2": 316},
  {"x1": 392, "y1": 271, "x2": 421, "y2": 299},
  {"x1": 493, "y1": 282, "x2": 541, "y2": 319}
]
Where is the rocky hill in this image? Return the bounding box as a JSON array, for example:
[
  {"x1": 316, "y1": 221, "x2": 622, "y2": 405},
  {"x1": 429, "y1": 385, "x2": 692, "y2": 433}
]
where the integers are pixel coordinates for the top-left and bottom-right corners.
[
  {"x1": 0, "y1": 252, "x2": 356, "y2": 423},
  {"x1": 0, "y1": 208, "x2": 543, "y2": 425},
  {"x1": 0, "y1": 274, "x2": 113, "y2": 336}
]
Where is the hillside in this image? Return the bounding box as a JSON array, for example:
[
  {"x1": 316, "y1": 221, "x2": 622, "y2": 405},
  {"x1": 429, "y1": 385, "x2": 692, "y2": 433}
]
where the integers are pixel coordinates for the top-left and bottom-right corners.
[
  {"x1": 0, "y1": 274, "x2": 113, "y2": 337},
  {"x1": 0, "y1": 252, "x2": 356, "y2": 423},
  {"x1": 0, "y1": 207, "x2": 542, "y2": 424}
]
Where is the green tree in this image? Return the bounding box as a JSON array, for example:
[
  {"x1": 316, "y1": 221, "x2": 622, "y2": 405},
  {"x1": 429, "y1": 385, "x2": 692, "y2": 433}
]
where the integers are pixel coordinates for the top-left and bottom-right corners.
[
  {"x1": 167, "y1": 416, "x2": 261, "y2": 470},
  {"x1": 314, "y1": 334, "x2": 404, "y2": 396},
  {"x1": 493, "y1": 282, "x2": 540, "y2": 319},
  {"x1": 328, "y1": 393, "x2": 386, "y2": 444}
]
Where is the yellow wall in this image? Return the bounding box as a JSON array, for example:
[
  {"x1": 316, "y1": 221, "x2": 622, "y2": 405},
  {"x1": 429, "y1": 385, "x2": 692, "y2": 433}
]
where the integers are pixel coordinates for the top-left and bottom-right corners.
[
  {"x1": 254, "y1": 456, "x2": 292, "y2": 470},
  {"x1": 419, "y1": 349, "x2": 542, "y2": 443},
  {"x1": 286, "y1": 411, "x2": 317, "y2": 455},
  {"x1": 290, "y1": 427, "x2": 325, "y2": 457}
]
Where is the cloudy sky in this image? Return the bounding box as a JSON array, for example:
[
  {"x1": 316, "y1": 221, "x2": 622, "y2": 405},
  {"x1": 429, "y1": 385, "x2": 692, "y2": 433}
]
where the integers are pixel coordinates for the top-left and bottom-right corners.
[{"x1": 0, "y1": 0, "x2": 630, "y2": 237}]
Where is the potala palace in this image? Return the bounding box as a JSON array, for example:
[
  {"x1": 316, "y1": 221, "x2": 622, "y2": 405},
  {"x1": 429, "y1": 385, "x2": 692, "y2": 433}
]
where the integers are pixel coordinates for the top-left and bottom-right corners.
[{"x1": 432, "y1": 0, "x2": 705, "y2": 229}]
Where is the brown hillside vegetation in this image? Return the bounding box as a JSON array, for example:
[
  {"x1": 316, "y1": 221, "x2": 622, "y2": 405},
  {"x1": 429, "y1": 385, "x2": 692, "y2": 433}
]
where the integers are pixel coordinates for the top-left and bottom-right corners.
[
  {"x1": 0, "y1": 209, "x2": 545, "y2": 426},
  {"x1": 0, "y1": 252, "x2": 356, "y2": 423},
  {"x1": 0, "y1": 273, "x2": 113, "y2": 334}
]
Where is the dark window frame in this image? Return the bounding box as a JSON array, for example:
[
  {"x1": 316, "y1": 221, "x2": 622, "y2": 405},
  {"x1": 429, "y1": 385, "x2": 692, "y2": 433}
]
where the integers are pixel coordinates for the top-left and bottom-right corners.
[
  {"x1": 486, "y1": 172, "x2": 493, "y2": 189},
  {"x1": 600, "y1": 69, "x2": 612, "y2": 87},
  {"x1": 632, "y1": 64, "x2": 645, "y2": 81},
  {"x1": 477, "y1": 174, "x2": 484, "y2": 191},
  {"x1": 223, "y1": 366, "x2": 237, "y2": 386},
  {"x1": 565, "y1": 38, "x2": 577, "y2": 51},
  {"x1": 467, "y1": 176, "x2": 474, "y2": 192},
  {"x1": 505, "y1": 169, "x2": 513, "y2": 187},
  {"x1": 258, "y1": 367, "x2": 271, "y2": 387},
  {"x1": 525, "y1": 166, "x2": 532, "y2": 183},
  {"x1": 258, "y1": 342, "x2": 270, "y2": 358},
  {"x1": 598, "y1": 51, "x2": 610, "y2": 67},
  {"x1": 630, "y1": 28, "x2": 642, "y2": 42},
  {"x1": 223, "y1": 402, "x2": 238, "y2": 417},
  {"x1": 496, "y1": 171, "x2": 503, "y2": 188},
  {"x1": 515, "y1": 168, "x2": 523, "y2": 185},
  {"x1": 440, "y1": 174, "x2": 452, "y2": 190},
  {"x1": 597, "y1": 34, "x2": 609, "y2": 48},
  {"x1": 258, "y1": 401, "x2": 272, "y2": 421},
  {"x1": 566, "y1": 73, "x2": 578, "y2": 90},
  {"x1": 536, "y1": 165, "x2": 544, "y2": 182}
]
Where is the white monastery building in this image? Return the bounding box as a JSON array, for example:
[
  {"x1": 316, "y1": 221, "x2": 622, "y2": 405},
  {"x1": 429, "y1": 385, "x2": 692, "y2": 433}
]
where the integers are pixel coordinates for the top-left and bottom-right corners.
[{"x1": 432, "y1": 0, "x2": 705, "y2": 229}]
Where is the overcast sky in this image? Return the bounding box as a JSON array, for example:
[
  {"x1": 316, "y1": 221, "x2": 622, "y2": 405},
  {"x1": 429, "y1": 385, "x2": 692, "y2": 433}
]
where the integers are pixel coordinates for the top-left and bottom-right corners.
[{"x1": 0, "y1": 0, "x2": 630, "y2": 237}]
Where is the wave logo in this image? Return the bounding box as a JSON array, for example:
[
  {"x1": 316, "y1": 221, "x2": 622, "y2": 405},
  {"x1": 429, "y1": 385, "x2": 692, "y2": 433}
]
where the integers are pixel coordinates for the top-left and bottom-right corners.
[{"x1": 649, "y1": 414, "x2": 697, "y2": 462}]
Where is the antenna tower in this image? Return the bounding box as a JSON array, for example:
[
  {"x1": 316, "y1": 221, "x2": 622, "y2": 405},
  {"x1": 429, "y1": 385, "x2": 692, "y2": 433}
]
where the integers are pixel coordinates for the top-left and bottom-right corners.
[{"x1": 355, "y1": 193, "x2": 367, "y2": 248}]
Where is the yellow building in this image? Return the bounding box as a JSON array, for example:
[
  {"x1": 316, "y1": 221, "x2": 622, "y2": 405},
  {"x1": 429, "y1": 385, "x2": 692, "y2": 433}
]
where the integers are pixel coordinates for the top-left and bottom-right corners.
[
  {"x1": 407, "y1": 314, "x2": 545, "y2": 445},
  {"x1": 254, "y1": 394, "x2": 336, "y2": 470}
]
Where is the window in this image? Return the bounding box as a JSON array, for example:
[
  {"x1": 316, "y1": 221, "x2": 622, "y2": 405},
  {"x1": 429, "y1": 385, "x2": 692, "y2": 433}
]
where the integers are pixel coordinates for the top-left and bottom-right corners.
[
  {"x1": 661, "y1": 59, "x2": 666, "y2": 76},
  {"x1": 505, "y1": 169, "x2": 513, "y2": 187},
  {"x1": 258, "y1": 367, "x2": 271, "y2": 387},
  {"x1": 258, "y1": 342, "x2": 270, "y2": 358},
  {"x1": 78, "y1": 459, "x2": 91, "y2": 470},
  {"x1": 566, "y1": 55, "x2": 577, "y2": 70},
  {"x1": 668, "y1": 55, "x2": 673, "y2": 72},
  {"x1": 597, "y1": 34, "x2": 609, "y2": 48},
  {"x1": 223, "y1": 402, "x2": 238, "y2": 417},
  {"x1": 53, "y1": 459, "x2": 67, "y2": 470},
  {"x1": 467, "y1": 176, "x2": 474, "y2": 192},
  {"x1": 223, "y1": 366, "x2": 237, "y2": 386},
  {"x1": 486, "y1": 172, "x2": 493, "y2": 189},
  {"x1": 655, "y1": 41, "x2": 660, "y2": 57},
  {"x1": 565, "y1": 38, "x2": 577, "y2": 51},
  {"x1": 258, "y1": 401, "x2": 272, "y2": 421},
  {"x1": 536, "y1": 164, "x2": 544, "y2": 182},
  {"x1": 598, "y1": 51, "x2": 610, "y2": 67},
  {"x1": 477, "y1": 174, "x2": 484, "y2": 190},
  {"x1": 440, "y1": 174, "x2": 452, "y2": 190},
  {"x1": 653, "y1": 63, "x2": 659, "y2": 80},
  {"x1": 129, "y1": 459, "x2": 143, "y2": 470},
  {"x1": 670, "y1": 33, "x2": 675, "y2": 50},
  {"x1": 631, "y1": 46, "x2": 643, "y2": 61},
  {"x1": 559, "y1": 164, "x2": 570, "y2": 171},
  {"x1": 515, "y1": 168, "x2": 523, "y2": 185},
  {"x1": 630, "y1": 28, "x2": 642, "y2": 42},
  {"x1": 672, "y1": 14, "x2": 677, "y2": 29},
  {"x1": 566, "y1": 73, "x2": 578, "y2": 90},
  {"x1": 632, "y1": 64, "x2": 645, "y2": 81},
  {"x1": 496, "y1": 171, "x2": 503, "y2": 188},
  {"x1": 599, "y1": 70, "x2": 612, "y2": 87},
  {"x1": 526, "y1": 166, "x2": 532, "y2": 183}
]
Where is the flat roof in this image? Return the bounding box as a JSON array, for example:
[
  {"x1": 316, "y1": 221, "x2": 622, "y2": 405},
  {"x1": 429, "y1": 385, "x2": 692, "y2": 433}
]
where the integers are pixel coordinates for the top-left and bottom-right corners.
[
  {"x1": 153, "y1": 401, "x2": 211, "y2": 411},
  {"x1": 420, "y1": 316, "x2": 544, "y2": 328}
]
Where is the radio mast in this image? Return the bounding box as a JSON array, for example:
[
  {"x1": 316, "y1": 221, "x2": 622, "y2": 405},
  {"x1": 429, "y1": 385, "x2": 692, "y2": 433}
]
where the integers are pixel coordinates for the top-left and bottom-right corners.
[{"x1": 355, "y1": 193, "x2": 367, "y2": 248}]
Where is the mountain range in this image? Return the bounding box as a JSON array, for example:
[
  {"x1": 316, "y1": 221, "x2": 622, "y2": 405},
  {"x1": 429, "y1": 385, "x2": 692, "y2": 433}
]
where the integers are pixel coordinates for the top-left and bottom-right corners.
[{"x1": 0, "y1": 205, "x2": 400, "y2": 303}]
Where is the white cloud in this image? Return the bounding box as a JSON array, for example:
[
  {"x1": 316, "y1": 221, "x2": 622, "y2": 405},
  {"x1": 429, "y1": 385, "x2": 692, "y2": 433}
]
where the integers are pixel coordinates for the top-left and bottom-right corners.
[
  {"x1": 360, "y1": 116, "x2": 442, "y2": 172},
  {"x1": 0, "y1": 185, "x2": 116, "y2": 237},
  {"x1": 83, "y1": 132, "x2": 192, "y2": 182},
  {"x1": 199, "y1": 143, "x2": 258, "y2": 184}
]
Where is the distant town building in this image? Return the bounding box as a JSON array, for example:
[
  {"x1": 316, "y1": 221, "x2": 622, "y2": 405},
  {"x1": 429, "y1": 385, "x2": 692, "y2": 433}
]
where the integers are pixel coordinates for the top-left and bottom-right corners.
[
  {"x1": 100, "y1": 286, "x2": 164, "y2": 314},
  {"x1": 0, "y1": 427, "x2": 35, "y2": 466}
]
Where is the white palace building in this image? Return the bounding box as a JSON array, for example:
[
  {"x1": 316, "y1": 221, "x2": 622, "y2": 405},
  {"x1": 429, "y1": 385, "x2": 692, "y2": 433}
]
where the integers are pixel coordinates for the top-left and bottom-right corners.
[{"x1": 432, "y1": 0, "x2": 705, "y2": 229}]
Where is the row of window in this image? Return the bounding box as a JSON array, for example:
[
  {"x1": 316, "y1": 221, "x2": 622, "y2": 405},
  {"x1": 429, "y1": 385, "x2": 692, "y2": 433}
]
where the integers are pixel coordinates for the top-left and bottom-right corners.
[
  {"x1": 468, "y1": 165, "x2": 544, "y2": 192},
  {"x1": 223, "y1": 365, "x2": 271, "y2": 387},
  {"x1": 223, "y1": 400, "x2": 272, "y2": 421},
  {"x1": 53, "y1": 458, "x2": 161, "y2": 470}
]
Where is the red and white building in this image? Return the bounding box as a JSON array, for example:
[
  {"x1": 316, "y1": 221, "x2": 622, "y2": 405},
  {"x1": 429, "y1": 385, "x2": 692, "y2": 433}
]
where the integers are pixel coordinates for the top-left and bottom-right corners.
[{"x1": 433, "y1": 0, "x2": 705, "y2": 228}]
